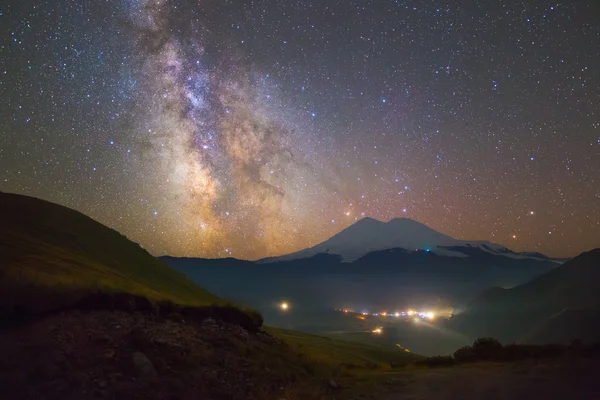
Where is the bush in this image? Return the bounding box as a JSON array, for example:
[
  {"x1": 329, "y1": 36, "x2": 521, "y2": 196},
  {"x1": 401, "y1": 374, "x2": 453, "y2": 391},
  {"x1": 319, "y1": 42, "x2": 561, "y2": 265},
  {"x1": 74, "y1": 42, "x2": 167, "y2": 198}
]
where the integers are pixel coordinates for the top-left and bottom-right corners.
[
  {"x1": 432, "y1": 337, "x2": 600, "y2": 367},
  {"x1": 453, "y1": 345, "x2": 477, "y2": 363},
  {"x1": 415, "y1": 355, "x2": 456, "y2": 368},
  {"x1": 502, "y1": 343, "x2": 532, "y2": 361},
  {"x1": 471, "y1": 337, "x2": 504, "y2": 360},
  {"x1": 453, "y1": 338, "x2": 503, "y2": 363}
]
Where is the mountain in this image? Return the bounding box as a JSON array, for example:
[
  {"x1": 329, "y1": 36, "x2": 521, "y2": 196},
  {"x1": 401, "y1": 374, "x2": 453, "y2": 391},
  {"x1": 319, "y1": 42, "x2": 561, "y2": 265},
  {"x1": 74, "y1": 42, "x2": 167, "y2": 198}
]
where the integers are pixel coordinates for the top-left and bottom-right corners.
[
  {"x1": 261, "y1": 217, "x2": 554, "y2": 263},
  {"x1": 450, "y1": 249, "x2": 600, "y2": 344},
  {"x1": 0, "y1": 191, "x2": 222, "y2": 315},
  {"x1": 162, "y1": 220, "x2": 560, "y2": 338}
]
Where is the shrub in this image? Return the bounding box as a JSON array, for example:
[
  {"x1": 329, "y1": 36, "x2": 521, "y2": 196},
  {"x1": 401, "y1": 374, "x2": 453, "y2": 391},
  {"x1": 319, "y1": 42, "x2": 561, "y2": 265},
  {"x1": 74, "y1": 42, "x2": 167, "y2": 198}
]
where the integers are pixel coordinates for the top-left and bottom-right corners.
[
  {"x1": 245, "y1": 308, "x2": 264, "y2": 329},
  {"x1": 471, "y1": 337, "x2": 504, "y2": 361},
  {"x1": 453, "y1": 345, "x2": 477, "y2": 363},
  {"x1": 415, "y1": 355, "x2": 456, "y2": 368},
  {"x1": 502, "y1": 343, "x2": 532, "y2": 361}
]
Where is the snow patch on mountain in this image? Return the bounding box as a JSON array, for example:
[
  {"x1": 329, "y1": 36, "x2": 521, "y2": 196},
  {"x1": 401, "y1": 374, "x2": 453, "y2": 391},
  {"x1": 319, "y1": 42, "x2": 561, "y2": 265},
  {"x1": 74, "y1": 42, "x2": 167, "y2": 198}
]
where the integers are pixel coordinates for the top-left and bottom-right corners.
[{"x1": 263, "y1": 217, "x2": 552, "y2": 263}]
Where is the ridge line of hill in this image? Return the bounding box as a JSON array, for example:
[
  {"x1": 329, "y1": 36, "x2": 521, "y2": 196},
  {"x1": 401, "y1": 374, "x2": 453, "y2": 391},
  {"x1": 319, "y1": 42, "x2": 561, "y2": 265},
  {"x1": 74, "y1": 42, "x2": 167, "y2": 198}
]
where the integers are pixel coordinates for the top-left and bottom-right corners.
[{"x1": 0, "y1": 289, "x2": 263, "y2": 332}]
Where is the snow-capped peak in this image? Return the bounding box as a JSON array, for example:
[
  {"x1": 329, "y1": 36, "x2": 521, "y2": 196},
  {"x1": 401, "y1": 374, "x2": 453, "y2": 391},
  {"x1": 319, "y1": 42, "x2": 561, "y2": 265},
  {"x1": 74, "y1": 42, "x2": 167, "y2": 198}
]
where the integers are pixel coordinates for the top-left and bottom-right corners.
[{"x1": 264, "y1": 217, "x2": 546, "y2": 263}]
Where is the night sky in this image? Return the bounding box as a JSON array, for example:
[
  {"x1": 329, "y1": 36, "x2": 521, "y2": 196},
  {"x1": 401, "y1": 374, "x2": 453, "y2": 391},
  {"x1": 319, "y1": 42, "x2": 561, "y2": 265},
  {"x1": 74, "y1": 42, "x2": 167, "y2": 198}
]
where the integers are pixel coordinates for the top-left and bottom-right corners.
[{"x1": 1, "y1": 0, "x2": 598, "y2": 259}]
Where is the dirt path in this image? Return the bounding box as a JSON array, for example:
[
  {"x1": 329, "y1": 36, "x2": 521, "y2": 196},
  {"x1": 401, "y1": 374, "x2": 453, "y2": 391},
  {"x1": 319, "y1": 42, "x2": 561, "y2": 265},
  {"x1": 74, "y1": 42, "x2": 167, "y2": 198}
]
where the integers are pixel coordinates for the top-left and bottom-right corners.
[{"x1": 385, "y1": 360, "x2": 600, "y2": 400}]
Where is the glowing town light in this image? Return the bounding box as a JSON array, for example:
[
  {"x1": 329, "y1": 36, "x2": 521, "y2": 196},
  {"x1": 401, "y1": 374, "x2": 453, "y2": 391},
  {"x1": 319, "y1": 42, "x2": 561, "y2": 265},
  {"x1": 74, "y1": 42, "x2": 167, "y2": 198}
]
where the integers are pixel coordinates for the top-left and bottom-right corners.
[
  {"x1": 372, "y1": 328, "x2": 383, "y2": 334},
  {"x1": 407, "y1": 310, "x2": 415, "y2": 316},
  {"x1": 280, "y1": 302, "x2": 289, "y2": 311},
  {"x1": 381, "y1": 312, "x2": 387, "y2": 316},
  {"x1": 394, "y1": 312, "x2": 400, "y2": 317},
  {"x1": 427, "y1": 312, "x2": 435, "y2": 320}
]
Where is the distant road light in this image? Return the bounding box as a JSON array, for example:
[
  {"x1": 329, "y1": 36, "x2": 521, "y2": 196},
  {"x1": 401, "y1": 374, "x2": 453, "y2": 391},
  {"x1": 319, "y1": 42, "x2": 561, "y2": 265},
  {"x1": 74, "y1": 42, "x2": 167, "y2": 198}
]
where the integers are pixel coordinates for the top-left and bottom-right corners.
[
  {"x1": 280, "y1": 302, "x2": 289, "y2": 311},
  {"x1": 372, "y1": 328, "x2": 383, "y2": 334}
]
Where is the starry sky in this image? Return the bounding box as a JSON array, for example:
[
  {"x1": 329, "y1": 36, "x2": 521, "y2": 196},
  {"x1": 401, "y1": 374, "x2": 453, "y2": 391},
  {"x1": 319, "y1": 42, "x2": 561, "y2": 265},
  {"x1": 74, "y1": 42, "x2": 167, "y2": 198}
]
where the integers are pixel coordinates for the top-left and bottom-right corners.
[{"x1": 1, "y1": 0, "x2": 599, "y2": 259}]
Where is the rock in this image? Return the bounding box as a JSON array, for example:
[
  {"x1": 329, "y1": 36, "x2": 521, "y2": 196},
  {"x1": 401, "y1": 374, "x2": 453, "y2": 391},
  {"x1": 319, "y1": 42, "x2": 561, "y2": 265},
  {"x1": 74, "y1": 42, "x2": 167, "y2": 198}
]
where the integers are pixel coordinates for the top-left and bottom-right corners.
[
  {"x1": 130, "y1": 326, "x2": 153, "y2": 349},
  {"x1": 93, "y1": 334, "x2": 111, "y2": 345},
  {"x1": 33, "y1": 363, "x2": 63, "y2": 380},
  {"x1": 132, "y1": 352, "x2": 157, "y2": 380},
  {"x1": 103, "y1": 348, "x2": 116, "y2": 359},
  {"x1": 329, "y1": 379, "x2": 339, "y2": 389},
  {"x1": 167, "y1": 313, "x2": 185, "y2": 323},
  {"x1": 108, "y1": 372, "x2": 123, "y2": 383}
]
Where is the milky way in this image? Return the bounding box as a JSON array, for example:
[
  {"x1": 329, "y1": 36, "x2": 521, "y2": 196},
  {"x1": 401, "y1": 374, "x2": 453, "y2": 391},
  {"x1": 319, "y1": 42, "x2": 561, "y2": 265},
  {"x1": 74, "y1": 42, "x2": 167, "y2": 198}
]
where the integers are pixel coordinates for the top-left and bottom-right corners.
[{"x1": 1, "y1": 0, "x2": 599, "y2": 258}]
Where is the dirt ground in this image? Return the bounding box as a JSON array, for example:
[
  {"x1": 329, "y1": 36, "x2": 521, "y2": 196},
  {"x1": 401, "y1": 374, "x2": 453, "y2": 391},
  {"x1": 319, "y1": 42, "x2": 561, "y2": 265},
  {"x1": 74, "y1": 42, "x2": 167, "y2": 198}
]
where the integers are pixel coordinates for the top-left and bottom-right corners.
[
  {"x1": 0, "y1": 310, "x2": 324, "y2": 400},
  {"x1": 3, "y1": 308, "x2": 600, "y2": 400},
  {"x1": 382, "y1": 360, "x2": 600, "y2": 400}
]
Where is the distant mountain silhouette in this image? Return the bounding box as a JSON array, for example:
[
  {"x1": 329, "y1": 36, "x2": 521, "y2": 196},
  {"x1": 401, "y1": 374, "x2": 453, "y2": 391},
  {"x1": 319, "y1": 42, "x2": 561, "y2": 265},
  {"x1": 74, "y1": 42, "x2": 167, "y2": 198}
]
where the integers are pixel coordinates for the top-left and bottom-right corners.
[
  {"x1": 260, "y1": 217, "x2": 555, "y2": 263},
  {"x1": 162, "y1": 235, "x2": 560, "y2": 329},
  {"x1": 450, "y1": 249, "x2": 600, "y2": 344}
]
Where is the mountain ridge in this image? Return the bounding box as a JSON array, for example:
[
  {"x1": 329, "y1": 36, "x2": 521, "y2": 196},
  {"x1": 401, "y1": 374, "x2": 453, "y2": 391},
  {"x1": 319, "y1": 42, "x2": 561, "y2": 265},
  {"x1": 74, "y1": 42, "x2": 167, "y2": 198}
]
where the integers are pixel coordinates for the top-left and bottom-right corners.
[{"x1": 260, "y1": 217, "x2": 555, "y2": 263}]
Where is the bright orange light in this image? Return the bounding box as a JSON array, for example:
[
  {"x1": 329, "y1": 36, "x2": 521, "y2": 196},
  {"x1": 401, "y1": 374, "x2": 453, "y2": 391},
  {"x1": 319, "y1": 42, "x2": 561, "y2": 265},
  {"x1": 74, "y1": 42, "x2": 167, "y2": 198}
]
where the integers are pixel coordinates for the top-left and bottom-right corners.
[
  {"x1": 381, "y1": 312, "x2": 387, "y2": 316},
  {"x1": 372, "y1": 328, "x2": 383, "y2": 334},
  {"x1": 427, "y1": 312, "x2": 435, "y2": 320},
  {"x1": 407, "y1": 310, "x2": 415, "y2": 316},
  {"x1": 280, "y1": 302, "x2": 289, "y2": 311}
]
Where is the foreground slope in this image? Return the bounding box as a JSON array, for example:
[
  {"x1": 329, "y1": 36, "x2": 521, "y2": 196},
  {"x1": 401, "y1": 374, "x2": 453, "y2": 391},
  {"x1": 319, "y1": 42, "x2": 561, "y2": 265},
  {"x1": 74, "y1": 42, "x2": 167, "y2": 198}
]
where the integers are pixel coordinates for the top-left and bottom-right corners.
[
  {"x1": 451, "y1": 249, "x2": 600, "y2": 343},
  {"x1": 378, "y1": 360, "x2": 600, "y2": 400},
  {"x1": 0, "y1": 310, "x2": 329, "y2": 400},
  {"x1": 0, "y1": 191, "x2": 222, "y2": 312}
]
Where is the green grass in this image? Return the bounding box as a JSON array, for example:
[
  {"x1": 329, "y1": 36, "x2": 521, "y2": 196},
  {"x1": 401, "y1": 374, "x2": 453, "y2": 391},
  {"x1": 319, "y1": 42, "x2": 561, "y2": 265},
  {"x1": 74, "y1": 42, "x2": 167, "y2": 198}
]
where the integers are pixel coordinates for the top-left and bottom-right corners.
[
  {"x1": 0, "y1": 192, "x2": 222, "y2": 310},
  {"x1": 267, "y1": 327, "x2": 422, "y2": 370}
]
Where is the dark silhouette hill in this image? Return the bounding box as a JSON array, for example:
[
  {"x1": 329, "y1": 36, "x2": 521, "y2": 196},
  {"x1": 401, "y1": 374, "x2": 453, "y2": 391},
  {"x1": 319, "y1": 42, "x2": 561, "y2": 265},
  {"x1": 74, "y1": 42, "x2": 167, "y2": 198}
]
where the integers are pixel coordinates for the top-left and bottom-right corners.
[{"x1": 450, "y1": 249, "x2": 600, "y2": 343}]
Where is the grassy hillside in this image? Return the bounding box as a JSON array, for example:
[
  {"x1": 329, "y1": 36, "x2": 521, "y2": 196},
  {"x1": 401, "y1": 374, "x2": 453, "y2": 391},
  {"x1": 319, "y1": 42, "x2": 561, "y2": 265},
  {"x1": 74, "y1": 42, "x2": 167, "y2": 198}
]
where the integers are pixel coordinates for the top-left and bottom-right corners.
[
  {"x1": 269, "y1": 328, "x2": 421, "y2": 369},
  {"x1": 0, "y1": 192, "x2": 222, "y2": 311}
]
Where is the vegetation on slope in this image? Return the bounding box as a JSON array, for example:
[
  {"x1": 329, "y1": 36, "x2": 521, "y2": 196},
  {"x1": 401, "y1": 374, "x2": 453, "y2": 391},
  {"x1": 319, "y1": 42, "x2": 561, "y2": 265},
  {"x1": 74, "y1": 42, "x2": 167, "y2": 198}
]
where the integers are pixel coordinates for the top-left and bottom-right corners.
[
  {"x1": 0, "y1": 192, "x2": 223, "y2": 313},
  {"x1": 269, "y1": 327, "x2": 421, "y2": 370}
]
